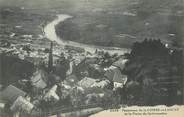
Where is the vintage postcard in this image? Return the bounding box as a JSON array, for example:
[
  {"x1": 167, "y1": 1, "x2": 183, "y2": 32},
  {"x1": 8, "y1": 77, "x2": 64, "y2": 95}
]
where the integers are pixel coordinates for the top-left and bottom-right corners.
[{"x1": 0, "y1": 0, "x2": 183, "y2": 117}]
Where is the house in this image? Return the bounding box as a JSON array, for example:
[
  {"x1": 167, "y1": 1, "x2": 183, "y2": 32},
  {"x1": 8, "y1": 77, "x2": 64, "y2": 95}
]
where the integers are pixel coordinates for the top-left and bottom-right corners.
[
  {"x1": 104, "y1": 66, "x2": 118, "y2": 81},
  {"x1": 10, "y1": 96, "x2": 34, "y2": 113},
  {"x1": 31, "y1": 69, "x2": 48, "y2": 89},
  {"x1": 22, "y1": 35, "x2": 33, "y2": 38},
  {"x1": 112, "y1": 58, "x2": 128, "y2": 71},
  {"x1": 91, "y1": 79, "x2": 110, "y2": 88},
  {"x1": 0, "y1": 100, "x2": 5, "y2": 110},
  {"x1": 113, "y1": 74, "x2": 127, "y2": 89},
  {"x1": 104, "y1": 66, "x2": 127, "y2": 89},
  {"x1": 44, "y1": 85, "x2": 60, "y2": 102},
  {"x1": 64, "y1": 45, "x2": 85, "y2": 53},
  {"x1": 60, "y1": 89, "x2": 70, "y2": 99},
  {"x1": 73, "y1": 55, "x2": 85, "y2": 66},
  {"x1": 85, "y1": 57, "x2": 99, "y2": 64},
  {"x1": 77, "y1": 77, "x2": 97, "y2": 88},
  {"x1": 1, "y1": 85, "x2": 26, "y2": 103},
  {"x1": 64, "y1": 75, "x2": 78, "y2": 86}
]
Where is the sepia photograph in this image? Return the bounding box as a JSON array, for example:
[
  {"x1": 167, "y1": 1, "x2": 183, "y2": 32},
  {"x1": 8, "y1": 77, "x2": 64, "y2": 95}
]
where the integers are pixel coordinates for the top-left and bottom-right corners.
[{"x1": 0, "y1": 0, "x2": 183, "y2": 117}]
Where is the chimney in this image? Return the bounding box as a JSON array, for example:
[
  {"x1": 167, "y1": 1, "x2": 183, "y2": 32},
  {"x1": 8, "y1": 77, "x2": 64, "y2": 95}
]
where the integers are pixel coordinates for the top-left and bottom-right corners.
[{"x1": 48, "y1": 41, "x2": 53, "y2": 73}]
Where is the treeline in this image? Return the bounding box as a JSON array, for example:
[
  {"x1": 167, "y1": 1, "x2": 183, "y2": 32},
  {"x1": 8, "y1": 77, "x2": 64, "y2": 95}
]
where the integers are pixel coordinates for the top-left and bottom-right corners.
[
  {"x1": 0, "y1": 54, "x2": 35, "y2": 86},
  {"x1": 122, "y1": 39, "x2": 183, "y2": 106}
]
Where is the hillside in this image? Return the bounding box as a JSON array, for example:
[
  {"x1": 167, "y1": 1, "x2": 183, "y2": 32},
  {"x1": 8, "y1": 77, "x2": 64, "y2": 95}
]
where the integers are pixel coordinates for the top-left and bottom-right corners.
[
  {"x1": 54, "y1": 0, "x2": 184, "y2": 48},
  {"x1": 0, "y1": 0, "x2": 183, "y2": 48}
]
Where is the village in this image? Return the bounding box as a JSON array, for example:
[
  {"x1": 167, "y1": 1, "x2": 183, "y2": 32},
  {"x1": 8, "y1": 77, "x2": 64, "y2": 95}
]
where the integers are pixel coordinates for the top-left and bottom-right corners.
[
  {"x1": 0, "y1": 35, "x2": 130, "y2": 116},
  {"x1": 0, "y1": 35, "x2": 182, "y2": 117},
  {"x1": 0, "y1": 7, "x2": 132, "y2": 116}
]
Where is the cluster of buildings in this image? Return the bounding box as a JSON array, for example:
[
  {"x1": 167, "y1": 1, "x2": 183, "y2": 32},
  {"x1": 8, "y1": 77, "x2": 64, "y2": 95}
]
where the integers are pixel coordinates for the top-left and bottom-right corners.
[{"x1": 0, "y1": 38, "x2": 129, "y2": 116}]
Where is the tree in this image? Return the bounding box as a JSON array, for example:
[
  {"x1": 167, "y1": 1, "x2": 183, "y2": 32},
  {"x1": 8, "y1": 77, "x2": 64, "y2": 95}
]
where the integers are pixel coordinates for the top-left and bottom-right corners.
[
  {"x1": 124, "y1": 39, "x2": 182, "y2": 105},
  {"x1": 54, "y1": 56, "x2": 70, "y2": 81},
  {"x1": 24, "y1": 81, "x2": 33, "y2": 94}
]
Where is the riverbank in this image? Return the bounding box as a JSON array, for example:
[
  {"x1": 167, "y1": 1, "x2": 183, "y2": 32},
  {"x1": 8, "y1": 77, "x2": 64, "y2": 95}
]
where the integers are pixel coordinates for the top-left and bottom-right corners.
[{"x1": 44, "y1": 14, "x2": 130, "y2": 55}]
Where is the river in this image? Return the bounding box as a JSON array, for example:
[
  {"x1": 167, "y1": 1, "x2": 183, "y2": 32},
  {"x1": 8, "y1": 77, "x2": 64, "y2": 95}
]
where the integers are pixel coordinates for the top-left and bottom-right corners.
[{"x1": 44, "y1": 14, "x2": 130, "y2": 55}]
